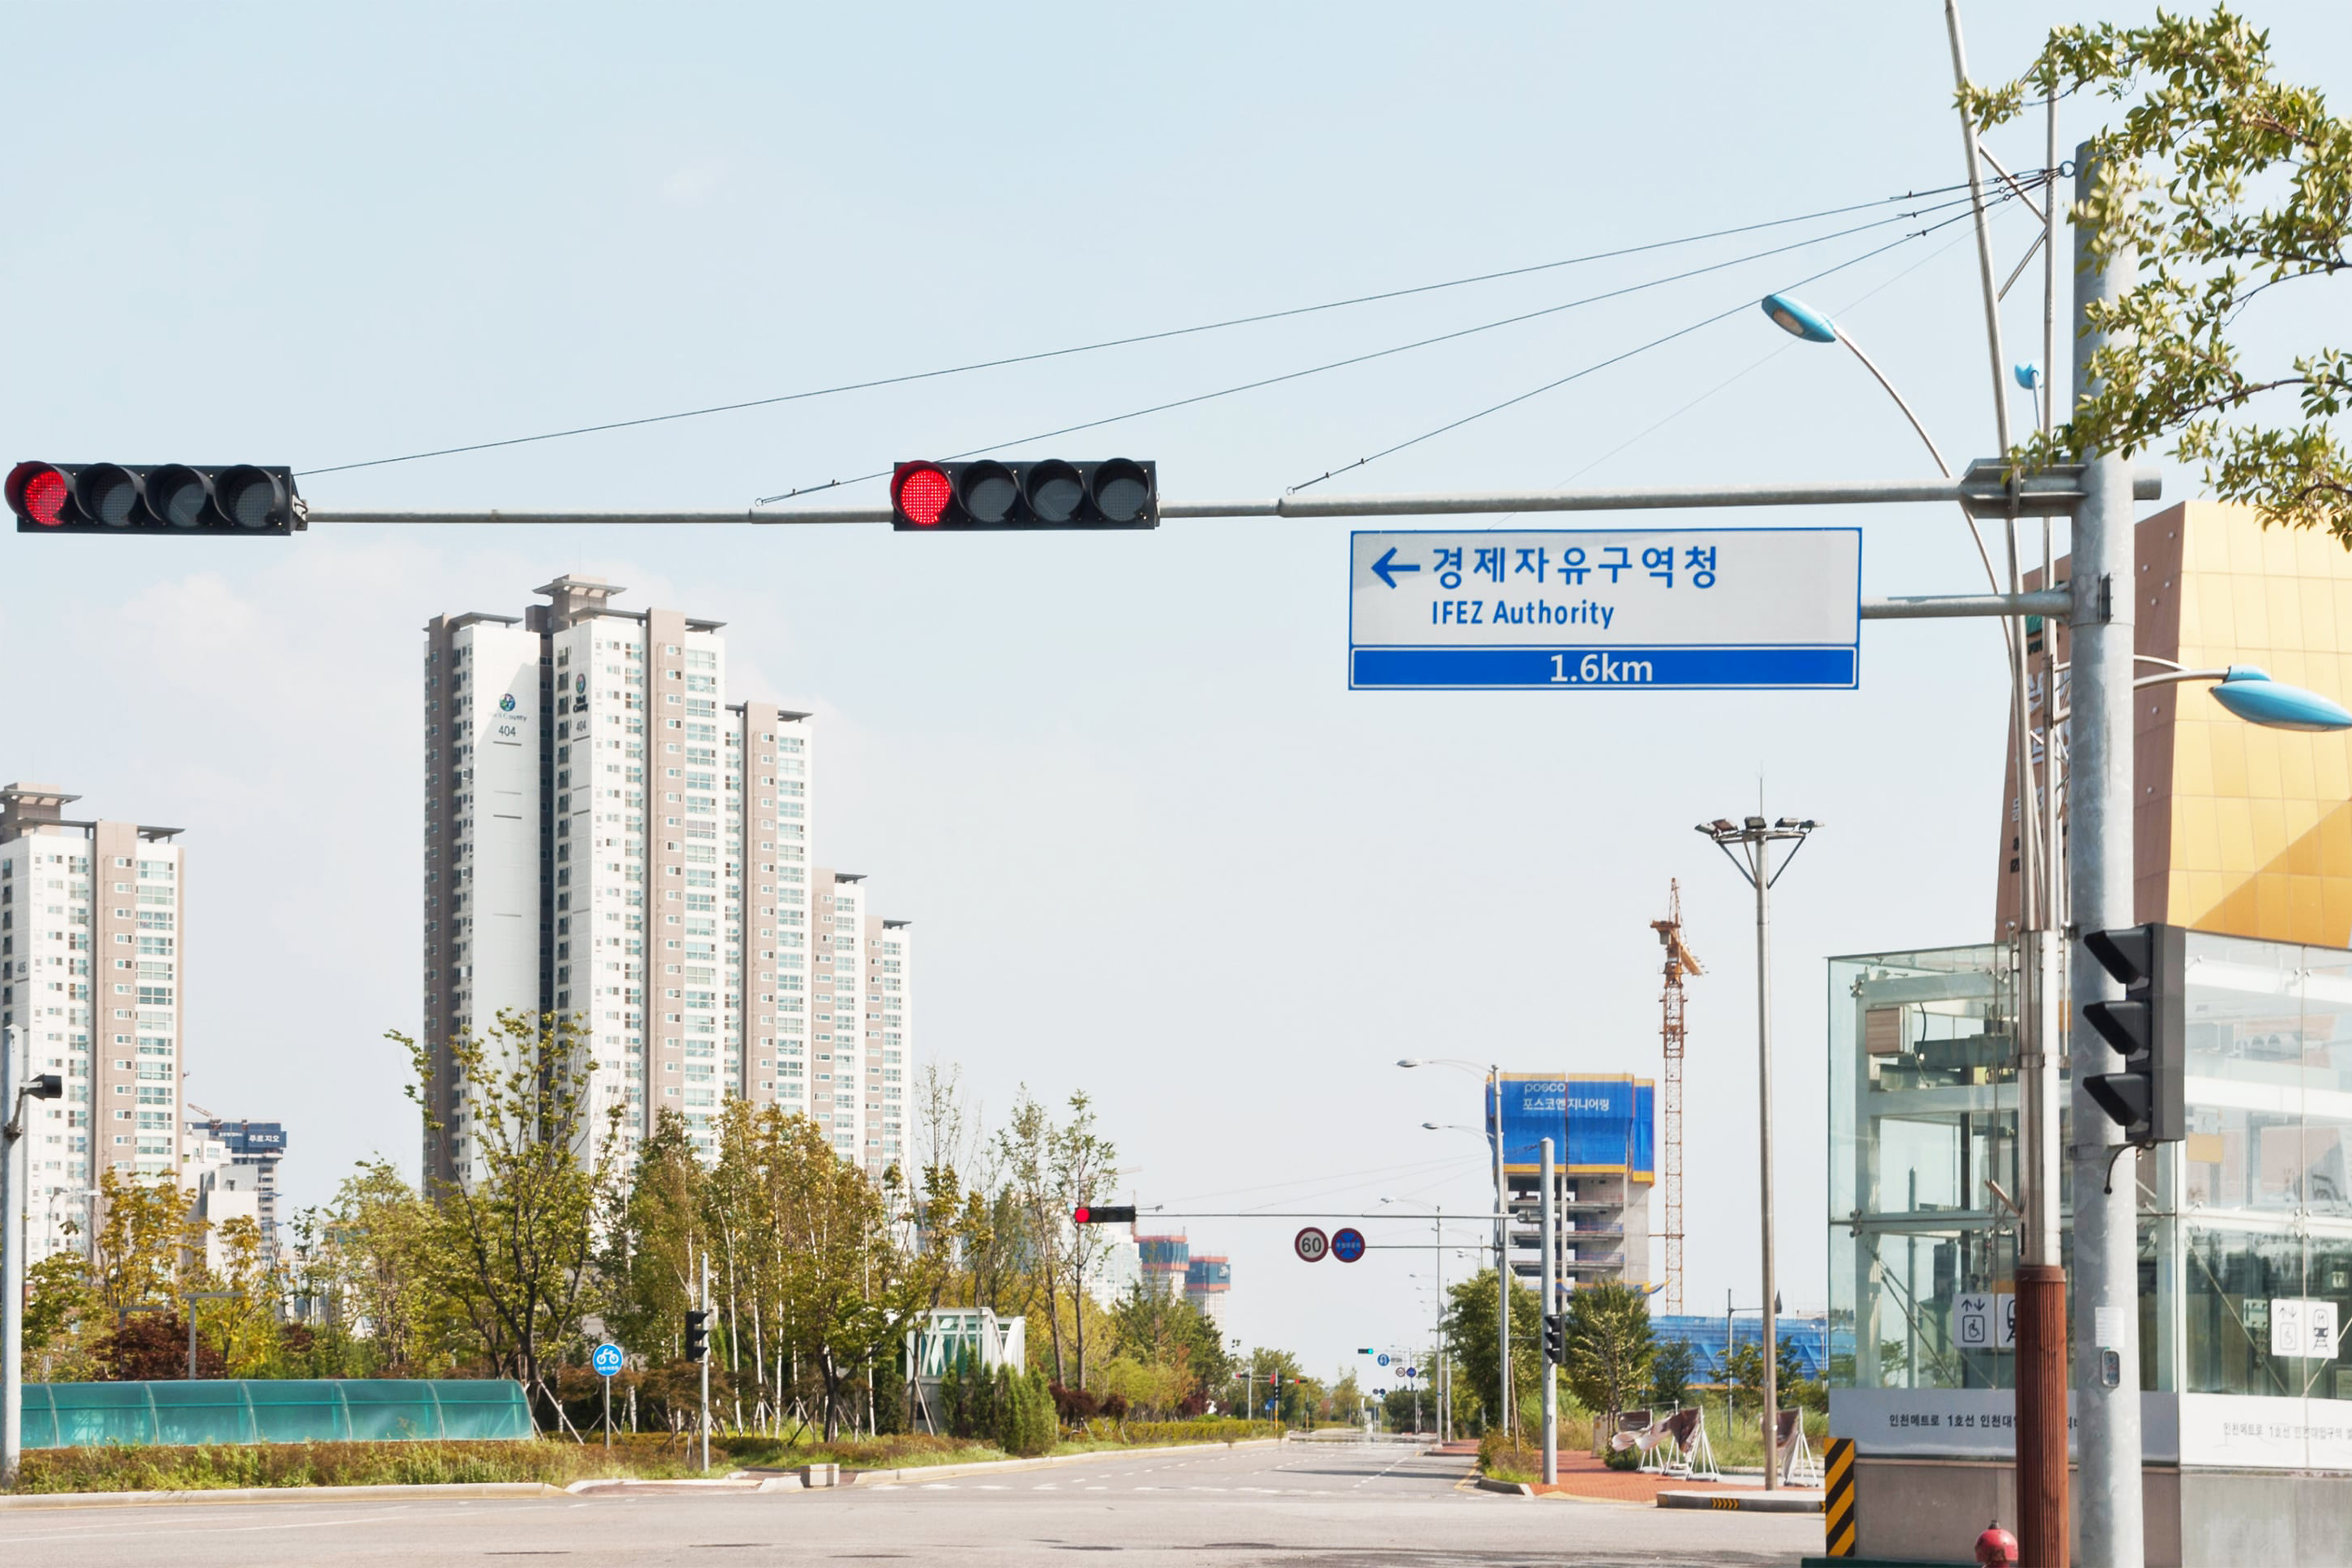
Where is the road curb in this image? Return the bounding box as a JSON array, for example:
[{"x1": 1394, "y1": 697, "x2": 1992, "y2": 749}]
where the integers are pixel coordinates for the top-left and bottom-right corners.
[
  {"x1": 0, "y1": 1481, "x2": 568, "y2": 1511},
  {"x1": 1657, "y1": 1486, "x2": 1824, "y2": 1513},
  {"x1": 839, "y1": 1437, "x2": 1282, "y2": 1488},
  {"x1": 1474, "y1": 1477, "x2": 1534, "y2": 1496}
]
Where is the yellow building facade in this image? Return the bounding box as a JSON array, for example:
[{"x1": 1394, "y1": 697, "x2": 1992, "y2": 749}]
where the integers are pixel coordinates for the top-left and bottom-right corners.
[{"x1": 2000, "y1": 499, "x2": 2352, "y2": 944}]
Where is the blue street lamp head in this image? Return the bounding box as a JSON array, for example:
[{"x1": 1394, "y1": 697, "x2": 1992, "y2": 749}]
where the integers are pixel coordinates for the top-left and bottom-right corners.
[
  {"x1": 2207, "y1": 666, "x2": 2352, "y2": 732},
  {"x1": 1761, "y1": 293, "x2": 1838, "y2": 344},
  {"x1": 2013, "y1": 363, "x2": 2042, "y2": 390}
]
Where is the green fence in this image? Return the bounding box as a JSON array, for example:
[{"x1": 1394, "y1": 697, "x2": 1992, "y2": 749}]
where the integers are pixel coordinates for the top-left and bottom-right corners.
[{"x1": 16, "y1": 1379, "x2": 535, "y2": 1448}]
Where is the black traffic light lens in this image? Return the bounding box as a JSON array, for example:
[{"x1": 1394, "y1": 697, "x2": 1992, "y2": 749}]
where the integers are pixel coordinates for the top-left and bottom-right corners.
[
  {"x1": 1025, "y1": 461, "x2": 1084, "y2": 523},
  {"x1": 219, "y1": 466, "x2": 283, "y2": 529},
  {"x1": 78, "y1": 465, "x2": 141, "y2": 527},
  {"x1": 150, "y1": 467, "x2": 212, "y2": 529},
  {"x1": 1092, "y1": 459, "x2": 1150, "y2": 523},
  {"x1": 960, "y1": 461, "x2": 1018, "y2": 523}
]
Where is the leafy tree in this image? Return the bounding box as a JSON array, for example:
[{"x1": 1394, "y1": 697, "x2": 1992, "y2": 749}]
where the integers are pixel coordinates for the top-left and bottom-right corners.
[
  {"x1": 312, "y1": 1159, "x2": 447, "y2": 1376},
  {"x1": 1050, "y1": 1093, "x2": 1116, "y2": 1390},
  {"x1": 1964, "y1": 8, "x2": 2352, "y2": 540},
  {"x1": 22, "y1": 1250, "x2": 98, "y2": 1379},
  {"x1": 392, "y1": 1009, "x2": 621, "y2": 1421},
  {"x1": 1440, "y1": 1267, "x2": 1544, "y2": 1438},
  {"x1": 1650, "y1": 1336, "x2": 1698, "y2": 1410},
  {"x1": 1561, "y1": 1283, "x2": 1655, "y2": 1436},
  {"x1": 87, "y1": 1163, "x2": 198, "y2": 1319}
]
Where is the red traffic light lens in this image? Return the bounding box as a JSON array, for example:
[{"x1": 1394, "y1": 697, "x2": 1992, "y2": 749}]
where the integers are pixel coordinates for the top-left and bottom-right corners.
[
  {"x1": 894, "y1": 464, "x2": 952, "y2": 527},
  {"x1": 1073, "y1": 1206, "x2": 1092, "y2": 1225},
  {"x1": 10, "y1": 463, "x2": 69, "y2": 526}
]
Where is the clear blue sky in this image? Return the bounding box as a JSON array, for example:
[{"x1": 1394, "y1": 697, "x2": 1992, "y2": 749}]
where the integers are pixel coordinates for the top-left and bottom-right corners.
[{"x1": 7, "y1": 3, "x2": 2349, "y2": 1378}]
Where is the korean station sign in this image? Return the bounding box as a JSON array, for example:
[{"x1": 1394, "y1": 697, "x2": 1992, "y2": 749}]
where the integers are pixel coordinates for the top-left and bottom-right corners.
[{"x1": 1348, "y1": 528, "x2": 1861, "y2": 691}]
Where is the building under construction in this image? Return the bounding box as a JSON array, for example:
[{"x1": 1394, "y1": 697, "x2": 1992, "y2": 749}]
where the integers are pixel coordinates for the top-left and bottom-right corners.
[{"x1": 1488, "y1": 1074, "x2": 1655, "y2": 1298}]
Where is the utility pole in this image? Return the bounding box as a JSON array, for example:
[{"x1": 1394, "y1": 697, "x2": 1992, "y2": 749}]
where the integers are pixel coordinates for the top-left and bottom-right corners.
[
  {"x1": 2, "y1": 1027, "x2": 23, "y2": 1490},
  {"x1": 1490, "y1": 1066, "x2": 1512, "y2": 1442},
  {"x1": 699, "y1": 1248, "x2": 712, "y2": 1475},
  {"x1": 1539, "y1": 1136, "x2": 1557, "y2": 1486},
  {"x1": 2069, "y1": 141, "x2": 2144, "y2": 1568}
]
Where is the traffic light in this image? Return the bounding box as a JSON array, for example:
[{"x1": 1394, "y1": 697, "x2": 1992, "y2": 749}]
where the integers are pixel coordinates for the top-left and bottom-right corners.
[
  {"x1": 1542, "y1": 1312, "x2": 1566, "y2": 1365},
  {"x1": 7, "y1": 461, "x2": 304, "y2": 536},
  {"x1": 684, "y1": 1309, "x2": 710, "y2": 1363},
  {"x1": 2080, "y1": 923, "x2": 2186, "y2": 1146},
  {"x1": 889, "y1": 459, "x2": 1157, "y2": 531},
  {"x1": 1072, "y1": 1205, "x2": 1138, "y2": 1225}
]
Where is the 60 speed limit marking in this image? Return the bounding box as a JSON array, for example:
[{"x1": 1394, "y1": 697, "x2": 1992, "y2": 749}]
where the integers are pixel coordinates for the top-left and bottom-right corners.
[{"x1": 1294, "y1": 1226, "x2": 1330, "y2": 1263}]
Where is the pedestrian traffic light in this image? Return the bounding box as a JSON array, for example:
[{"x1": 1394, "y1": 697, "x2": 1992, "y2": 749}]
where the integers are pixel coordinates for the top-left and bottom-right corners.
[
  {"x1": 2080, "y1": 922, "x2": 2186, "y2": 1146},
  {"x1": 889, "y1": 459, "x2": 1157, "y2": 531},
  {"x1": 684, "y1": 1309, "x2": 710, "y2": 1363},
  {"x1": 7, "y1": 461, "x2": 304, "y2": 536},
  {"x1": 1072, "y1": 1205, "x2": 1138, "y2": 1225},
  {"x1": 1542, "y1": 1312, "x2": 1566, "y2": 1365}
]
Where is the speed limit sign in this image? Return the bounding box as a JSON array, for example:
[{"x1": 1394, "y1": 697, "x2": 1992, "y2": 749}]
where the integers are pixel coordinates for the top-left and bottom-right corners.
[{"x1": 1294, "y1": 1226, "x2": 1330, "y2": 1263}]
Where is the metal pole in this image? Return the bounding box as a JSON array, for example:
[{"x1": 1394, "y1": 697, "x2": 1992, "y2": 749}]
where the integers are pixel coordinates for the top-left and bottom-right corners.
[
  {"x1": 699, "y1": 1249, "x2": 711, "y2": 1475},
  {"x1": 604, "y1": 1374, "x2": 611, "y2": 1453},
  {"x1": 1490, "y1": 1067, "x2": 1512, "y2": 1441},
  {"x1": 1435, "y1": 1206, "x2": 1447, "y2": 1442},
  {"x1": 2069, "y1": 141, "x2": 2144, "y2": 1568},
  {"x1": 2, "y1": 1027, "x2": 23, "y2": 1490},
  {"x1": 1539, "y1": 1136, "x2": 1557, "y2": 1486},
  {"x1": 300, "y1": 466, "x2": 2154, "y2": 531},
  {"x1": 1754, "y1": 837, "x2": 1780, "y2": 1493}
]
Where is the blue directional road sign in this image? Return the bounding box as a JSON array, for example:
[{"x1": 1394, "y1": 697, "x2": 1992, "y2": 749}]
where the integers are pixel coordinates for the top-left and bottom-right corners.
[
  {"x1": 1405, "y1": 1367, "x2": 1418, "y2": 1379},
  {"x1": 592, "y1": 1343, "x2": 623, "y2": 1378},
  {"x1": 1377, "y1": 1352, "x2": 1391, "y2": 1367},
  {"x1": 1332, "y1": 1227, "x2": 1366, "y2": 1263},
  {"x1": 1350, "y1": 528, "x2": 1861, "y2": 691}
]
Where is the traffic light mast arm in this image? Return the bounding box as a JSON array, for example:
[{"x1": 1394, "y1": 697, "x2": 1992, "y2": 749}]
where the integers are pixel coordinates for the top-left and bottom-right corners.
[{"x1": 297, "y1": 464, "x2": 2158, "y2": 528}]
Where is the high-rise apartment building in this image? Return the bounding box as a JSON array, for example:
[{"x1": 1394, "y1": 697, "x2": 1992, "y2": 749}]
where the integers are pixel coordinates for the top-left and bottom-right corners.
[
  {"x1": 424, "y1": 577, "x2": 907, "y2": 1186},
  {"x1": 185, "y1": 1113, "x2": 287, "y2": 1267},
  {"x1": 0, "y1": 783, "x2": 185, "y2": 1262}
]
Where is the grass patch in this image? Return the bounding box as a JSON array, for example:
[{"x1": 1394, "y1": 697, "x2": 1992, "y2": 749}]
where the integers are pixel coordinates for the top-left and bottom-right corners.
[{"x1": 13, "y1": 1421, "x2": 1285, "y2": 1494}]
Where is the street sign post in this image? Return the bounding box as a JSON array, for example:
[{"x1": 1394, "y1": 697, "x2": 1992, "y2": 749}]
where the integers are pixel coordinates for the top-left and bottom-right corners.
[
  {"x1": 1294, "y1": 1226, "x2": 1330, "y2": 1263},
  {"x1": 592, "y1": 1342, "x2": 622, "y2": 1450},
  {"x1": 1331, "y1": 1227, "x2": 1365, "y2": 1263},
  {"x1": 1348, "y1": 528, "x2": 1860, "y2": 691}
]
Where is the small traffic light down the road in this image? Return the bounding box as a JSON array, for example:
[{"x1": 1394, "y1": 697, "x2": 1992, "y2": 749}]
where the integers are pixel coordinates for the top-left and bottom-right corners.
[
  {"x1": 2081, "y1": 922, "x2": 2186, "y2": 1146},
  {"x1": 684, "y1": 1309, "x2": 710, "y2": 1363},
  {"x1": 1542, "y1": 1312, "x2": 1566, "y2": 1365},
  {"x1": 890, "y1": 459, "x2": 1157, "y2": 531},
  {"x1": 1072, "y1": 1205, "x2": 1138, "y2": 1225},
  {"x1": 7, "y1": 461, "x2": 305, "y2": 535}
]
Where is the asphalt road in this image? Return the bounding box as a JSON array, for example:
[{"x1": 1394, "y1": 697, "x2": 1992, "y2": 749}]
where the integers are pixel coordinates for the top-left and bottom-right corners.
[{"x1": 3, "y1": 1439, "x2": 1820, "y2": 1568}]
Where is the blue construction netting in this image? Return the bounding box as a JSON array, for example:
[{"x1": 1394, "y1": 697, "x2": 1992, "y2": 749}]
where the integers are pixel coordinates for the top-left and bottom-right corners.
[
  {"x1": 1651, "y1": 1315, "x2": 1851, "y2": 1381},
  {"x1": 16, "y1": 1379, "x2": 536, "y2": 1448}
]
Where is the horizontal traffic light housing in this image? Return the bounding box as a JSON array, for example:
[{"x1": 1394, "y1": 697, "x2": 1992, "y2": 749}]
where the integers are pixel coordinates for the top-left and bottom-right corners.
[
  {"x1": 892, "y1": 459, "x2": 1156, "y2": 531},
  {"x1": 8, "y1": 461, "x2": 305, "y2": 535},
  {"x1": 1072, "y1": 1205, "x2": 1138, "y2": 1225}
]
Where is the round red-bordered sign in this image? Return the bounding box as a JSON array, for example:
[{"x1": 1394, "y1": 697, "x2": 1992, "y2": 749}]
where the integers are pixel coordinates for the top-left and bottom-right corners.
[
  {"x1": 1332, "y1": 1227, "x2": 1366, "y2": 1263},
  {"x1": 1294, "y1": 1226, "x2": 1330, "y2": 1263}
]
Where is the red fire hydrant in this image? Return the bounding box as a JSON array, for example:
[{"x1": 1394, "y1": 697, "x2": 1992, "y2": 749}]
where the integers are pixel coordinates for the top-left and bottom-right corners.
[{"x1": 1975, "y1": 1521, "x2": 2021, "y2": 1566}]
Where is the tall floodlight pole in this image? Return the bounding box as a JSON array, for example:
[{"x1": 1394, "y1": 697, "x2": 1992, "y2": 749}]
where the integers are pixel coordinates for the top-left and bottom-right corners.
[
  {"x1": 1699, "y1": 815, "x2": 1819, "y2": 1492},
  {"x1": 2069, "y1": 143, "x2": 2143, "y2": 1568},
  {"x1": 1539, "y1": 1136, "x2": 1557, "y2": 1486}
]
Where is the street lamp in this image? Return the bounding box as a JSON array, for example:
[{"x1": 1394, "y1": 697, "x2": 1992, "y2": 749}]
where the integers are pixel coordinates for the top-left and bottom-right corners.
[
  {"x1": 2, "y1": 1025, "x2": 66, "y2": 1488},
  {"x1": 1401, "y1": 1061, "x2": 1513, "y2": 1439},
  {"x1": 2136, "y1": 660, "x2": 2352, "y2": 732},
  {"x1": 1387, "y1": 1199, "x2": 1453, "y2": 1441},
  {"x1": 1695, "y1": 815, "x2": 1817, "y2": 1491}
]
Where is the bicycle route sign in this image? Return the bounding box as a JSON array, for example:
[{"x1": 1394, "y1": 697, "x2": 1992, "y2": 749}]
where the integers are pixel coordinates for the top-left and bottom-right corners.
[
  {"x1": 592, "y1": 1343, "x2": 624, "y2": 1378},
  {"x1": 1348, "y1": 528, "x2": 1861, "y2": 691}
]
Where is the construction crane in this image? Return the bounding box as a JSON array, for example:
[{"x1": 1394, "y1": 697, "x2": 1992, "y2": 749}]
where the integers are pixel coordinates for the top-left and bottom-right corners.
[{"x1": 1650, "y1": 881, "x2": 1702, "y2": 1316}]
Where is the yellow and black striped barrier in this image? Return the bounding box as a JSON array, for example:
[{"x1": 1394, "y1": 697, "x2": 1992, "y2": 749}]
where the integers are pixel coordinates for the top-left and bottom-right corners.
[{"x1": 1824, "y1": 1437, "x2": 1857, "y2": 1557}]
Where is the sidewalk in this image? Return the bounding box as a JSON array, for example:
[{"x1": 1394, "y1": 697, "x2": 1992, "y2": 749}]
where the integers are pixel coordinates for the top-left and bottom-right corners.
[{"x1": 1479, "y1": 1450, "x2": 1824, "y2": 1511}]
